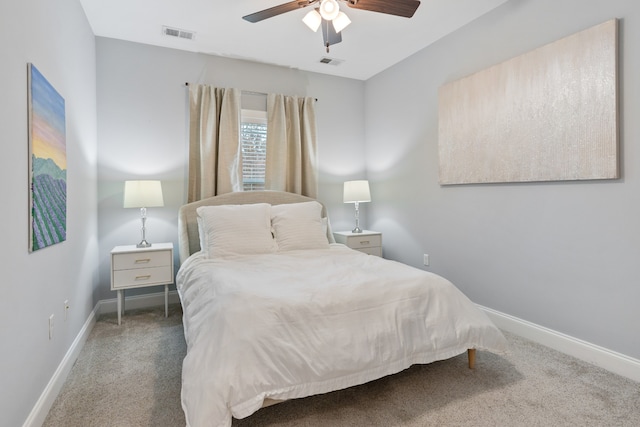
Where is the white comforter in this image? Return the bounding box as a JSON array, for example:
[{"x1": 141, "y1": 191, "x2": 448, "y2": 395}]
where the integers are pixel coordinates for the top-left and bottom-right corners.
[{"x1": 177, "y1": 244, "x2": 507, "y2": 427}]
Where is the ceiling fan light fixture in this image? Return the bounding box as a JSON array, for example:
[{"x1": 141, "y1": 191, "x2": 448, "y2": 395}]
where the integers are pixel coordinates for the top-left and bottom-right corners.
[
  {"x1": 332, "y1": 11, "x2": 351, "y2": 33},
  {"x1": 303, "y1": 9, "x2": 322, "y2": 32},
  {"x1": 319, "y1": 0, "x2": 340, "y2": 21}
]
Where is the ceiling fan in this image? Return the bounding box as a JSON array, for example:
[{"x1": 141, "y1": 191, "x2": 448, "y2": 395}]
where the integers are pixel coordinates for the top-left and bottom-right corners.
[{"x1": 243, "y1": 0, "x2": 421, "y2": 53}]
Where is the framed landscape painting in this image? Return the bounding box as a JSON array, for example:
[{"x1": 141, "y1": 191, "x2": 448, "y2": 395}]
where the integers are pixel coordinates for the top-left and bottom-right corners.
[{"x1": 28, "y1": 63, "x2": 67, "y2": 252}]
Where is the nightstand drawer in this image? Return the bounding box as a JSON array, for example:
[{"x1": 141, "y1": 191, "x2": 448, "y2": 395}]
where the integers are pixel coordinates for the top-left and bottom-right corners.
[
  {"x1": 356, "y1": 246, "x2": 383, "y2": 256},
  {"x1": 112, "y1": 265, "x2": 173, "y2": 289},
  {"x1": 112, "y1": 250, "x2": 172, "y2": 271},
  {"x1": 344, "y1": 234, "x2": 381, "y2": 249},
  {"x1": 333, "y1": 231, "x2": 382, "y2": 257}
]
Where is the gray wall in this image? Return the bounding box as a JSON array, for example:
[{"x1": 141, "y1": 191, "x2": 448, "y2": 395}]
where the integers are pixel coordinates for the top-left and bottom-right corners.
[
  {"x1": 365, "y1": 0, "x2": 640, "y2": 359},
  {"x1": 95, "y1": 38, "x2": 368, "y2": 300},
  {"x1": 0, "y1": 0, "x2": 98, "y2": 425}
]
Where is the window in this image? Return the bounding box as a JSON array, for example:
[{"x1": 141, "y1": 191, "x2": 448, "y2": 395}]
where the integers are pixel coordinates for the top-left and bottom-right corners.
[{"x1": 240, "y1": 109, "x2": 267, "y2": 191}]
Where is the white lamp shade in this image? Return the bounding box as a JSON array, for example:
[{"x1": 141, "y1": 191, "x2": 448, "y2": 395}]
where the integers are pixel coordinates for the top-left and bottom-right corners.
[
  {"x1": 303, "y1": 9, "x2": 322, "y2": 32},
  {"x1": 343, "y1": 180, "x2": 371, "y2": 203},
  {"x1": 319, "y1": 0, "x2": 340, "y2": 21},
  {"x1": 332, "y1": 11, "x2": 351, "y2": 33},
  {"x1": 123, "y1": 180, "x2": 164, "y2": 208}
]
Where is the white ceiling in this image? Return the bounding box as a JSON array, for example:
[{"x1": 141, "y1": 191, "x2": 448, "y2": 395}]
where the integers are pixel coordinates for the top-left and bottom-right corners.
[{"x1": 80, "y1": 0, "x2": 510, "y2": 81}]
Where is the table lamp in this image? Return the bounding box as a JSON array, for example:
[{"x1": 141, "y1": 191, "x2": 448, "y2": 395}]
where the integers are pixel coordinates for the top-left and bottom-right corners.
[
  {"x1": 123, "y1": 180, "x2": 164, "y2": 247},
  {"x1": 343, "y1": 180, "x2": 371, "y2": 233}
]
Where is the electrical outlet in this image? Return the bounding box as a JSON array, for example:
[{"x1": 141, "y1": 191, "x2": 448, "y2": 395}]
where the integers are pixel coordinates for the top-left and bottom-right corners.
[
  {"x1": 423, "y1": 254, "x2": 430, "y2": 266},
  {"x1": 64, "y1": 300, "x2": 69, "y2": 321},
  {"x1": 49, "y1": 314, "x2": 54, "y2": 340}
]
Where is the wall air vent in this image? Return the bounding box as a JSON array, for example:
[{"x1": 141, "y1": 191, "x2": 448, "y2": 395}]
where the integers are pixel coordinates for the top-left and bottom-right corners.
[
  {"x1": 162, "y1": 26, "x2": 196, "y2": 40},
  {"x1": 319, "y1": 57, "x2": 344, "y2": 66}
]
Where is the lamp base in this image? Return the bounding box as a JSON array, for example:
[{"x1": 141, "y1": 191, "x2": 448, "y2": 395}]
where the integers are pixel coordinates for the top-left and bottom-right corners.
[
  {"x1": 136, "y1": 240, "x2": 152, "y2": 248},
  {"x1": 136, "y1": 213, "x2": 152, "y2": 248},
  {"x1": 351, "y1": 201, "x2": 364, "y2": 233}
]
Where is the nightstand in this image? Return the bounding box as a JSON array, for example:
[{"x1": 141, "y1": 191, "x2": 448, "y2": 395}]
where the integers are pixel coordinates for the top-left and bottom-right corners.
[
  {"x1": 333, "y1": 230, "x2": 382, "y2": 257},
  {"x1": 110, "y1": 242, "x2": 174, "y2": 325}
]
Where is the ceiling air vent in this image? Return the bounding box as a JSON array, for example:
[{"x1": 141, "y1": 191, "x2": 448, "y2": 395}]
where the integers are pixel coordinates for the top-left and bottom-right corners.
[
  {"x1": 319, "y1": 57, "x2": 344, "y2": 66},
  {"x1": 162, "y1": 26, "x2": 196, "y2": 40}
]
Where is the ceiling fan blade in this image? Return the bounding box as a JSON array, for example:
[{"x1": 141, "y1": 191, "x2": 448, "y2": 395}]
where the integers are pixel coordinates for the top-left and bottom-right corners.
[
  {"x1": 242, "y1": 1, "x2": 314, "y2": 23},
  {"x1": 346, "y1": 0, "x2": 421, "y2": 18}
]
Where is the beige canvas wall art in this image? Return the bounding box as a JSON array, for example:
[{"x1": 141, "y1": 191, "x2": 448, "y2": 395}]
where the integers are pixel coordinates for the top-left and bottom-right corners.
[{"x1": 438, "y1": 19, "x2": 619, "y2": 185}]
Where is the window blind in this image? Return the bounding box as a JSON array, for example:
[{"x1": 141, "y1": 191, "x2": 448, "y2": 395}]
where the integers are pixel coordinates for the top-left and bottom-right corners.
[{"x1": 241, "y1": 110, "x2": 267, "y2": 191}]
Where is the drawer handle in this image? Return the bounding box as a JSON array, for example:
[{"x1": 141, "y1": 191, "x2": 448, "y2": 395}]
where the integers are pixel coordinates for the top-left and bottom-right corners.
[
  {"x1": 359, "y1": 240, "x2": 370, "y2": 245},
  {"x1": 135, "y1": 275, "x2": 152, "y2": 280},
  {"x1": 134, "y1": 258, "x2": 151, "y2": 264}
]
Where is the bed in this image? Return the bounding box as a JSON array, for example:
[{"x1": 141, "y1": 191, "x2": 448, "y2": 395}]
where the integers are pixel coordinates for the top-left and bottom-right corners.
[{"x1": 176, "y1": 191, "x2": 507, "y2": 427}]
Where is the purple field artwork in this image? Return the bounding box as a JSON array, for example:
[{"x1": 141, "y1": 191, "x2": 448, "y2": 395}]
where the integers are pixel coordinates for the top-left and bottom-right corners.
[{"x1": 28, "y1": 64, "x2": 67, "y2": 252}]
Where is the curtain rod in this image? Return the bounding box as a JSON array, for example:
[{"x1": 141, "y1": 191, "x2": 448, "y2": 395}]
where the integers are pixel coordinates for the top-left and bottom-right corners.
[{"x1": 184, "y1": 82, "x2": 317, "y2": 101}]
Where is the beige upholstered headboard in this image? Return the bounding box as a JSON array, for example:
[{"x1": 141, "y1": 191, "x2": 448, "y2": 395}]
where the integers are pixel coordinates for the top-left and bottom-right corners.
[{"x1": 177, "y1": 191, "x2": 334, "y2": 264}]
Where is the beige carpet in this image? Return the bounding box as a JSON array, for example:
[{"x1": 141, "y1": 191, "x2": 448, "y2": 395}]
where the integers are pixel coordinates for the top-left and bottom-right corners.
[{"x1": 43, "y1": 305, "x2": 640, "y2": 426}]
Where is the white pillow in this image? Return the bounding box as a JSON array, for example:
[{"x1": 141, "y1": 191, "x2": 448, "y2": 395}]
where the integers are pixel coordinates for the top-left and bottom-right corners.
[
  {"x1": 271, "y1": 201, "x2": 330, "y2": 251},
  {"x1": 196, "y1": 203, "x2": 278, "y2": 258}
]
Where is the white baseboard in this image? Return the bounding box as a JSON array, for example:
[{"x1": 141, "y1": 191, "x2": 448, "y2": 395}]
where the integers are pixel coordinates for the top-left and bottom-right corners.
[
  {"x1": 22, "y1": 304, "x2": 98, "y2": 427},
  {"x1": 97, "y1": 290, "x2": 181, "y2": 315},
  {"x1": 479, "y1": 305, "x2": 640, "y2": 383}
]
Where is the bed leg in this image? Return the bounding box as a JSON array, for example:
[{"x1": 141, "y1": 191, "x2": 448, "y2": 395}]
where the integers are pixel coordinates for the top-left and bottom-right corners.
[{"x1": 467, "y1": 348, "x2": 476, "y2": 369}]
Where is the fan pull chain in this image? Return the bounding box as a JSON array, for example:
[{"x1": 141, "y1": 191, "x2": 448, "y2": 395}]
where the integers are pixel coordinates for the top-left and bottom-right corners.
[{"x1": 325, "y1": 19, "x2": 330, "y2": 53}]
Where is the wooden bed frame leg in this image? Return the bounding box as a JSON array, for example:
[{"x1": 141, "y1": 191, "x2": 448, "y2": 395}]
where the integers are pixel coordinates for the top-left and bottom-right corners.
[{"x1": 467, "y1": 349, "x2": 476, "y2": 369}]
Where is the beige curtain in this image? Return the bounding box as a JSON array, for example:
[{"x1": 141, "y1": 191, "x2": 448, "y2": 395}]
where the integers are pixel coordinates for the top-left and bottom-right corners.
[
  {"x1": 187, "y1": 85, "x2": 241, "y2": 202},
  {"x1": 265, "y1": 94, "x2": 318, "y2": 198}
]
